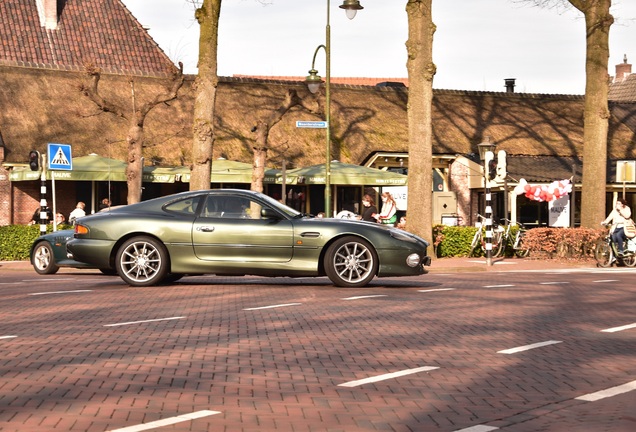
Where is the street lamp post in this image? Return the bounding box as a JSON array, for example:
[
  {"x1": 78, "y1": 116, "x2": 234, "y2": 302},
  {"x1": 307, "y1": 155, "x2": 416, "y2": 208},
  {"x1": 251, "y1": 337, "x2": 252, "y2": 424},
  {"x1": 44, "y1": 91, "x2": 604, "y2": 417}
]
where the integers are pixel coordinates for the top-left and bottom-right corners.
[
  {"x1": 305, "y1": 0, "x2": 363, "y2": 217},
  {"x1": 478, "y1": 137, "x2": 497, "y2": 267}
]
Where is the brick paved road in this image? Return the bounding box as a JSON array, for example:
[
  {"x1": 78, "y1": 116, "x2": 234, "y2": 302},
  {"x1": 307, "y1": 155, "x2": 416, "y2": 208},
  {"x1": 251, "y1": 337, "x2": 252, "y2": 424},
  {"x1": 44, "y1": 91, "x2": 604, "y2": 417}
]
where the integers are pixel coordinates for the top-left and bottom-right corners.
[{"x1": 0, "y1": 268, "x2": 634, "y2": 431}]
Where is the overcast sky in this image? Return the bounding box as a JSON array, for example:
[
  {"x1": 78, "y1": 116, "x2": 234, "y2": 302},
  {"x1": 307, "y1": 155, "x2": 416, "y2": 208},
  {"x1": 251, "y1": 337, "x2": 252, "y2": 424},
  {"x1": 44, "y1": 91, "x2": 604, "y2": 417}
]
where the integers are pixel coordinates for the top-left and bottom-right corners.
[{"x1": 122, "y1": 0, "x2": 636, "y2": 95}]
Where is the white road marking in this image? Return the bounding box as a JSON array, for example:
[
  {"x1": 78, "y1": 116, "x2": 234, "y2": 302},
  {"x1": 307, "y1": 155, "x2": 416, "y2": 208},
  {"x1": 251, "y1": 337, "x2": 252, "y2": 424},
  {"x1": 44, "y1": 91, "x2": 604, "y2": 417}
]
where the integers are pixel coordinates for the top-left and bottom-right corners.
[
  {"x1": 342, "y1": 295, "x2": 387, "y2": 300},
  {"x1": 601, "y1": 322, "x2": 636, "y2": 333},
  {"x1": 575, "y1": 380, "x2": 636, "y2": 402},
  {"x1": 338, "y1": 366, "x2": 439, "y2": 387},
  {"x1": 0, "y1": 335, "x2": 18, "y2": 340},
  {"x1": 497, "y1": 340, "x2": 562, "y2": 354},
  {"x1": 29, "y1": 290, "x2": 93, "y2": 296},
  {"x1": 22, "y1": 278, "x2": 77, "y2": 282},
  {"x1": 483, "y1": 284, "x2": 515, "y2": 288},
  {"x1": 540, "y1": 281, "x2": 569, "y2": 285},
  {"x1": 107, "y1": 410, "x2": 221, "y2": 432},
  {"x1": 418, "y1": 288, "x2": 456, "y2": 293},
  {"x1": 104, "y1": 317, "x2": 185, "y2": 327},
  {"x1": 243, "y1": 303, "x2": 302, "y2": 311},
  {"x1": 453, "y1": 426, "x2": 499, "y2": 432},
  {"x1": 593, "y1": 280, "x2": 619, "y2": 283}
]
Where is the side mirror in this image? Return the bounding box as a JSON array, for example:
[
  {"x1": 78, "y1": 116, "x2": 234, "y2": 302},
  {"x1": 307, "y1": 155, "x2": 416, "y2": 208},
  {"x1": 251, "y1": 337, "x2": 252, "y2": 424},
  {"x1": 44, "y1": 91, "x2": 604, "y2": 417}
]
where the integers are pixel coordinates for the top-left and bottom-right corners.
[{"x1": 261, "y1": 208, "x2": 282, "y2": 220}]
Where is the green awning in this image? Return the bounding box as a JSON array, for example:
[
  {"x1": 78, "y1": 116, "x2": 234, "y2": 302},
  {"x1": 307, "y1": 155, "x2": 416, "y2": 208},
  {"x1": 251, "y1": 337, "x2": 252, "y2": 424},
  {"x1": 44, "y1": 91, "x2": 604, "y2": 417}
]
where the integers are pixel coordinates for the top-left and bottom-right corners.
[
  {"x1": 9, "y1": 154, "x2": 177, "y2": 183},
  {"x1": 178, "y1": 158, "x2": 280, "y2": 184},
  {"x1": 282, "y1": 161, "x2": 408, "y2": 186}
]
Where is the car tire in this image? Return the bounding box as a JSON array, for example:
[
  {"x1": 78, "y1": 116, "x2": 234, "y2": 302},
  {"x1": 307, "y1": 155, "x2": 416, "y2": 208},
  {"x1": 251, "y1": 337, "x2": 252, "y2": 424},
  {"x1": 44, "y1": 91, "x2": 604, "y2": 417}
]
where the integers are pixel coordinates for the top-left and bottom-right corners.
[
  {"x1": 324, "y1": 236, "x2": 378, "y2": 288},
  {"x1": 32, "y1": 242, "x2": 59, "y2": 275},
  {"x1": 115, "y1": 236, "x2": 169, "y2": 287}
]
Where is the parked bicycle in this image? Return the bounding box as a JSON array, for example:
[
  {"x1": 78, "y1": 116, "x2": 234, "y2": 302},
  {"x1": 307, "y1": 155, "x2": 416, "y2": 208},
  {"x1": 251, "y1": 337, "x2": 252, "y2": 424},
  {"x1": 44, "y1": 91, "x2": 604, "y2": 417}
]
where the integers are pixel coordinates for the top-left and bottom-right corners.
[
  {"x1": 594, "y1": 225, "x2": 636, "y2": 268},
  {"x1": 469, "y1": 214, "x2": 503, "y2": 257},
  {"x1": 493, "y1": 218, "x2": 530, "y2": 258}
]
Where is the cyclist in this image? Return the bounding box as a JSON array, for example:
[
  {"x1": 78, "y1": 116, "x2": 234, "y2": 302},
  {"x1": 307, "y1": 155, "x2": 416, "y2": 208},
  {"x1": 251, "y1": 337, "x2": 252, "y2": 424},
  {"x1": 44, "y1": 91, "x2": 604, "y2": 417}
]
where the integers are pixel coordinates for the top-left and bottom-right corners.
[{"x1": 601, "y1": 198, "x2": 632, "y2": 256}]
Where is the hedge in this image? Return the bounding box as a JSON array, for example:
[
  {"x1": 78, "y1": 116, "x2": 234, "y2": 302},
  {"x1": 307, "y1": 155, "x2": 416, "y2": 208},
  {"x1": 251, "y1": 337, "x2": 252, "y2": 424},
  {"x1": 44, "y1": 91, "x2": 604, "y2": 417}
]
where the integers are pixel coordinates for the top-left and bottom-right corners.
[{"x1": 0, "y1": 224, "x2": 73, "y2": 261}]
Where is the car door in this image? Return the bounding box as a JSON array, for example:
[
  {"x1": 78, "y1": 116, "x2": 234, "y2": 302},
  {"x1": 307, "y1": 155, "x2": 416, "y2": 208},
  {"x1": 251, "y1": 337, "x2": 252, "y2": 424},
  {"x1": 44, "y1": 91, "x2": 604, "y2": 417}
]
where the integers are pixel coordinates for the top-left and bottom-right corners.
[{"x1": 192, "y1": 194, "x2": 294, "y2": 262}]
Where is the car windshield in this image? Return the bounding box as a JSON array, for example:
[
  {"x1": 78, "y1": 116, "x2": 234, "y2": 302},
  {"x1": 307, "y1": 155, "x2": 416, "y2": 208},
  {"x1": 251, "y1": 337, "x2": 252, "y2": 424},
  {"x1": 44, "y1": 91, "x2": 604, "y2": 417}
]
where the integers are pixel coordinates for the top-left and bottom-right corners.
[{"x1": 257, "y1": 192, "x2": 301, "y2": 218}]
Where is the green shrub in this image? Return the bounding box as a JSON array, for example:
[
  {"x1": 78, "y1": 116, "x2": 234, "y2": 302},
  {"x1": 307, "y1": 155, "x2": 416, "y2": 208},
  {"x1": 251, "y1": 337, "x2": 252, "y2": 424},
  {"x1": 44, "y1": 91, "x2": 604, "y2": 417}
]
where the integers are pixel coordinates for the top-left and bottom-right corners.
[
  {"x1": 432, "y1": 225, "x2": 604, "y2": 259},
  {"x1": 0, "y1": 224, "x2": 73, "y2": 261}
]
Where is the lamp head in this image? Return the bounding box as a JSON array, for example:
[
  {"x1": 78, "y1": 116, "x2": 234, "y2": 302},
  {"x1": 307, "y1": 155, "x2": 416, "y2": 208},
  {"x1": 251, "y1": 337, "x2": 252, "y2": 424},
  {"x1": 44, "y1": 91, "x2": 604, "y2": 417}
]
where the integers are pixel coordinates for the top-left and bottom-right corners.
[
  {"x1": 477, "y1": 136, "x2": 496, "y2": 161},
  {"x1": 305, "y1": 68, "x2": 323, "y2": 94},
  {"x1": 339, "y1": 0, "x2": 363, "y2": 20}
]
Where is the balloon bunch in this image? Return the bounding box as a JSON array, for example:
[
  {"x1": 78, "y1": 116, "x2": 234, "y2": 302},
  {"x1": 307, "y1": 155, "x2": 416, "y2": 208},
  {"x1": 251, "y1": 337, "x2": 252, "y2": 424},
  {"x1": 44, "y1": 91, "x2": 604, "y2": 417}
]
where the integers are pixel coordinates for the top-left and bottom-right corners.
[{"x1": 513, "y1": 178, "x2": 572, "y2": 202}]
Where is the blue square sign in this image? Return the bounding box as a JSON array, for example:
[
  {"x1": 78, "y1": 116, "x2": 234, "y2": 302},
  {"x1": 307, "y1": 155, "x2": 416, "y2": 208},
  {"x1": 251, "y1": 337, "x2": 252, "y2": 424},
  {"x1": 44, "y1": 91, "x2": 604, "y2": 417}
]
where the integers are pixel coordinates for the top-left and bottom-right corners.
[{"x1": 48, "y1": 143, "x2": 72, "y2": 170}]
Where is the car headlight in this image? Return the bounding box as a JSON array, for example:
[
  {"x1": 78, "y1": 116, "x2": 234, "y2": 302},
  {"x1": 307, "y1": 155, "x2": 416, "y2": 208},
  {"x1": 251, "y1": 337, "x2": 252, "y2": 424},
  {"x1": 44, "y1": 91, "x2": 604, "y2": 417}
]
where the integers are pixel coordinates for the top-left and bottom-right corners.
[{"x1": 406, "y1": 253, "x2": 421, "y2": 267}]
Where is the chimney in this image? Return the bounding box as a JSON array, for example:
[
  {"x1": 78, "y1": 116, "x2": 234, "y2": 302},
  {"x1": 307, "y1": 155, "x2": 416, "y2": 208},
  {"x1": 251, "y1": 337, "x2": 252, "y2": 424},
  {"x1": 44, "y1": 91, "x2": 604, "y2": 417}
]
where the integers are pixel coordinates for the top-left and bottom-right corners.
[
  {"x1": 504, "y1": 78, "x2": 516, "y2": 93},
  {"x1": 36, "y1": 0, "x2": 58, "y2": 30},
  {"x1": 615, "y1": 54, "x2": 632, "y2": 82}
]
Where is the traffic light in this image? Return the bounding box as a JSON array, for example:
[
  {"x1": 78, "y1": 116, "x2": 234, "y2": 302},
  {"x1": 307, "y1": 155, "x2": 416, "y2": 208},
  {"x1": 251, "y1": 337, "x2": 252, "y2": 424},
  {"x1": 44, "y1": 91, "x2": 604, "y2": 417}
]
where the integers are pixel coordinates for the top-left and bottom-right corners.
[
  {"x1": 495, "y1": 150, "x2": 507, "y2": 182},
  {"x1": 29, "y1": 150, "x2": 40, "y2": 171},
  {"x1": 484, "y1": 151, "x2": 496, "y2": 181}
]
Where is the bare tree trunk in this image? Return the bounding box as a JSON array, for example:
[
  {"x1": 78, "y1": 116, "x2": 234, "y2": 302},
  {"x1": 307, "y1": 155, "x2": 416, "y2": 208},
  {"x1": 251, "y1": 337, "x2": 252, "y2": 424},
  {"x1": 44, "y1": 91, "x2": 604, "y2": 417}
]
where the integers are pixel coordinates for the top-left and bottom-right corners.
[
  {"x1": 405, "y1": 0, "x2": 436, "y2": 249},
  {"x1": 126, "y1": 124, "x2": 144, "y2": 203},
  {"x1": 190, "y1": 0, "x2": 221, "y2": 191},
  {"x1": 572, "y1": 0, "x2": 613, "y2": 227}
]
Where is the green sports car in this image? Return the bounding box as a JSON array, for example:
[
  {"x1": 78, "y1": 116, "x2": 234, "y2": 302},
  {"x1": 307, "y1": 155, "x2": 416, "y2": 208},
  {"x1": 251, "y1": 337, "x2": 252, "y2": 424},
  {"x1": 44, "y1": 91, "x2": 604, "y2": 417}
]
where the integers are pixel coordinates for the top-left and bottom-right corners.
[{"x1": 67, "y1": 189, "x2": 431, "y2": 287}]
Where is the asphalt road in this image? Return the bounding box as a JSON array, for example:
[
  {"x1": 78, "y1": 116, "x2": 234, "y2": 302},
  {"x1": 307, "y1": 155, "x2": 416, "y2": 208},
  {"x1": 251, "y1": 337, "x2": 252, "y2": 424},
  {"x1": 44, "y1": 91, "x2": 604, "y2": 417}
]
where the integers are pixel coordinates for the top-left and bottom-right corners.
[{"x1": 0, "y1": 268, "x2": 634, "y2": 431}]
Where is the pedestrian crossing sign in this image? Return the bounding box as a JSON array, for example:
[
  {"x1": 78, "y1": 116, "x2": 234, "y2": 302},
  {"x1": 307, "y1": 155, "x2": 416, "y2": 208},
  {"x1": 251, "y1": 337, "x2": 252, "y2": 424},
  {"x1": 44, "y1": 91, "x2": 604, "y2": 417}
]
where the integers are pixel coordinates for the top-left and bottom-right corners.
[{"x1": 47, "y1": 143, "x2": 72, "y2": 170}]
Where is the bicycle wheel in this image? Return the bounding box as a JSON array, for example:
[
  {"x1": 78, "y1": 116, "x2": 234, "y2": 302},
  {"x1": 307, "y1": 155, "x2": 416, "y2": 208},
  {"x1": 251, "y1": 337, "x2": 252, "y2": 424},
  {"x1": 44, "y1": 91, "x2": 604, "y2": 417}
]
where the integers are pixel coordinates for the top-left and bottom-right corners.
[
  {"x1": 620, "y1": 252, "x2": 636, "y2": 267},
  {"x1": 469, "y1": 229, "x2": 481, "y2": 257},
  {"x1": 594, "y1": 240, "x2": 613, "y2": 268},
  {"x1": 492, "y1": 231, "x2": 506, "y2": 258},
  {"x1": 514, "y1": 231, "x2": 530, "y2": 258}
]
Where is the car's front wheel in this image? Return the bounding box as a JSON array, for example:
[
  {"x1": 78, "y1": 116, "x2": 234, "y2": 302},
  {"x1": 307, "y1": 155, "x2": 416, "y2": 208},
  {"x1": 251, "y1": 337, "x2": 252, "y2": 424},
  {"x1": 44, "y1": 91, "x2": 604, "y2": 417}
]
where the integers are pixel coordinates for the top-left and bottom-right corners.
[
  {"x1": 32, "y1": 242, "x2": 59, "y2": 275},
  {"x1": 115, "y1": 236, "x2": 169, "y2": 286},
  {"x1": 324, "y1": 236, "x2": 378, "y2": 287}
]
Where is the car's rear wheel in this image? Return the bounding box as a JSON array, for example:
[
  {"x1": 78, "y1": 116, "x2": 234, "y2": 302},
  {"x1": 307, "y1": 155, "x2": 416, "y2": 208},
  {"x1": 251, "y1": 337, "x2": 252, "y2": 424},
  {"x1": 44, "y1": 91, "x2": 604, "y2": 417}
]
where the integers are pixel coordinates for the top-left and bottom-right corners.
[
  {"x1": 32, "y1": 242, "x2": 59, "y2": 275},
  {"x1": 324, "y1": 236, "x2": 378, "y2": 288},
  {"x1": 115, "y1": 236, "x2": 168, "y2": 286}
]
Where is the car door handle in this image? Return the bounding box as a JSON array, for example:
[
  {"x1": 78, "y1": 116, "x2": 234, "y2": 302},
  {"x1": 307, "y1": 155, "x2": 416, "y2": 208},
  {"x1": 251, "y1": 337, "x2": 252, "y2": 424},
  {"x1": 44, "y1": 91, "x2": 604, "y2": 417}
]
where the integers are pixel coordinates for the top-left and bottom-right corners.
[{"x1": 197, "y1": 226, "x2": 215, "y2": 232}]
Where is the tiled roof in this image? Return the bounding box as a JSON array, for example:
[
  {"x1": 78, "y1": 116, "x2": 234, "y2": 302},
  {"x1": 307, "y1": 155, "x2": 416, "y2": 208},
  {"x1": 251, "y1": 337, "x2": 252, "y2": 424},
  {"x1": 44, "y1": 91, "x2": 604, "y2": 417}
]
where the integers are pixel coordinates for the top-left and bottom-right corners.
[
  {"x1": 232, "y1": 75, "x2": 409, "y2": 87},
  {"x1": 609, "y1": 74, "x2": 636, "y2": 102},
  {"x1": 0, "y1": 0, "x2": 176, "y2": 77}
]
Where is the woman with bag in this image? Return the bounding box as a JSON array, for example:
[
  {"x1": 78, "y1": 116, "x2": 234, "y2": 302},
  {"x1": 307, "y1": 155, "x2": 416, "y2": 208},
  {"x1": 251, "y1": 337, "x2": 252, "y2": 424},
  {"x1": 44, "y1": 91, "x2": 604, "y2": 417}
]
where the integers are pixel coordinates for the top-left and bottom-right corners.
[
  {"x1": 601, "y1": 198, "x2": 632, "y2": 256},
  {"x1": 374, "y1": 192, "x2": 397, "y2": 225}
]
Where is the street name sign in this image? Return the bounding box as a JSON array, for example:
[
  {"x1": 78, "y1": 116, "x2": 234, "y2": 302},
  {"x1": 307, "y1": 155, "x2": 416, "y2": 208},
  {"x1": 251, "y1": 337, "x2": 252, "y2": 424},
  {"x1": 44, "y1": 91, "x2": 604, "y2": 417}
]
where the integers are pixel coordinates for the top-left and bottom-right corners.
[{"x1": 296, "y1": 121, "x2": 328, "y2": 129}]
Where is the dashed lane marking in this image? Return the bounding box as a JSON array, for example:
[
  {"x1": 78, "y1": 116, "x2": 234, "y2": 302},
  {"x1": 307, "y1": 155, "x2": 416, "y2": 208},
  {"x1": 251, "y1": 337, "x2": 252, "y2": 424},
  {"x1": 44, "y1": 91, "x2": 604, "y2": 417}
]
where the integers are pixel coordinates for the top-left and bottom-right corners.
[
  {"x1": 575, "y1": 380, "x2": 636, "y2": 402},
  {"x1": 243, "y1": 303, "x2": 302, "y2": 311},
  {"x1": 497, "y1": 340, "x2": 563, "y2": 354},
  {"x1": 0, "y1": 335, "x2": 18, "y2": 340},
  {"x1": 338, "y1": 366, "x2": 439, "y2": 387},
  {"x1": 104, "y1": 317, "x2": 186, "y2": 327},
  {"x1": 483, "y1": 284, "x2": 515, "y2": 288},
  {"x1": 453, "y1": 425, "x2": 499, "y2": 432},
  {"x1": 593, "y1": 279, "x2": 619, "y2": 283},
  {"x1": 601, "y1": 322, "x2": 636, "y2": 333},
  {"x1": 539, "y1": 281, "x2": 570, "y2": 285},
  {"x1": 29, "y1": 290, "x2": 93, "y2": 296},
  {"x1": 342, "y1": 295, "x2": 388, "y2": 300},
  {"x1": 418, "y1": 288, "x2": 456, "y2": 293},
  {"x1": 107, "y1": 410, "x2": 221, "y2": 432}
]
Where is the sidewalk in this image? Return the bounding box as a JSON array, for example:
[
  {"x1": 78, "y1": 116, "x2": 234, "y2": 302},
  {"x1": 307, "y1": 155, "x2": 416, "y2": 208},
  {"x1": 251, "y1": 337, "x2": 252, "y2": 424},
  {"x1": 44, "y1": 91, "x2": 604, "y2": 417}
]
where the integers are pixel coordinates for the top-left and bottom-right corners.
[{"x1": 428, "y1": 256, "x2": 598, "y2": 273}]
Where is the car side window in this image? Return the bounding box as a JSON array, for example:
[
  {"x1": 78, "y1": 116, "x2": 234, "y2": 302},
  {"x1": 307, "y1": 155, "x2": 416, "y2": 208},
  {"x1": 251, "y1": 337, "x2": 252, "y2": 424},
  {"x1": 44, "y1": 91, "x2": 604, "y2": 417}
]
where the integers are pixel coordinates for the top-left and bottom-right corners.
[
  {"x1": 164, "y1": 196, "x2": 201, "y2": 215},
  {"x1": 201, "y1": 196, "x2": 264, "y2": 219}
]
